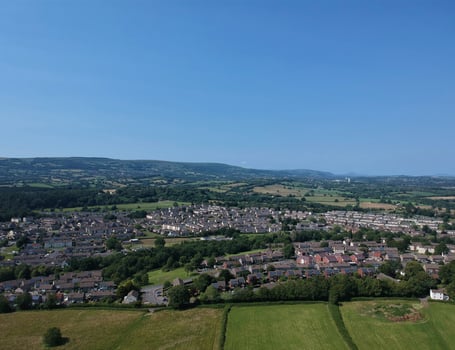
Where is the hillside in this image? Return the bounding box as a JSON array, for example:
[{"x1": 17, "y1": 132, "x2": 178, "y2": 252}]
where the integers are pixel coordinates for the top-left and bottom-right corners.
[{"x1": 0, "y1": 157, "x2": 334, "y2": 185}]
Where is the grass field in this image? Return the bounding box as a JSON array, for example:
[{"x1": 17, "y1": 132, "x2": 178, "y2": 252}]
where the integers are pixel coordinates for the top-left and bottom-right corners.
[
  {"x1": 224, "y1": 304, "x2": 349, "y2": 350},
  {"x1": 340, "y1": 300, "x2": 455, "y2": 350},
  {"x1": 148, "y1": 267, "x2": 196, "y2": 285},
  {"x1": 253, "y1": 184, "x2": 357, "y2": 207},
  {"x1": 53, "y1": 201, "x2": 189, "y2": 212},
  {"x1": 427, "y1": 196, "x2": 455, "y2": 200},
  {"x1": 0, "y1": 308, "x2": 222, "y2": 350},
  {"x1": 253, "y1": 184, "x2": 307, "y2": 197},
  {"x1": 305, "y1": 195, "x2": 356, "y2": 207},
  {"x1": 359, "y1": 202, "x2": 397, "y2": 210},
  {"x1": 124, "y1": 308, "x2": 222, "y2": 350},
  {"x1": 136, "y1": 237, "x2": 197, "y2": 249},
  {"x1": 0, "y1": 309, "x2": 143, "y2": 350},
  {"x1": 2, "y1": 301, "x2": 455, "y2": 349}
]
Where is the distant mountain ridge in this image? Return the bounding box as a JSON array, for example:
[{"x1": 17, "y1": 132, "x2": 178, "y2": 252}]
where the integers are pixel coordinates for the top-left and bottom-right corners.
[{"x1": 0, "y1": 157, "x2": 335, "y2": 184}]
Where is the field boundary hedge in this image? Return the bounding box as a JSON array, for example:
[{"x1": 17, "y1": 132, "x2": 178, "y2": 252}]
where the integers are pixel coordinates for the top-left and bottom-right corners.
[
  {"x1": 219, "y1": 304, "x2": 232, "y2": 350},
  {"x1": 328, "y1": 303, "x2": 358, "y2": 350}
]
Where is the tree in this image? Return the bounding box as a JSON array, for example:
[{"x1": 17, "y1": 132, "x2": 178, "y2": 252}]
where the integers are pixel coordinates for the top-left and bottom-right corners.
[
  {"x1": 167, "y1": 285, "x2": 190, "y2": 309},
  {"x1": 218, "y1": 269, "x2": 234, "y2": 284},
  {"x1": 16, "y1": 292, "x2": 32, "y2": 310},
  {"x1": 184, "y1": 263, "x2": 195, "y2": 276},
  {"x1": 155, "y1": 236, "x2": 166, "y2": 248},
  {"x1": 440, "y1": 260, "x2": 455, "y2": 284},
  {"x1": 16, "y1": 235, "x2": 29, "y2": 250},
  {"x1": 15, "y1": 264, "x2": 31, "y2": 280},
  {"x1": 403, "y1": 261, "x2": 424, "y2": 280},
  {"x1": 0, "y1": 295, "x2": 12, "y2": 313},
  {"x1": 116, "y1": 279, "x2": 139, "y2": 299},
  {"x1": 283, "y1": 243, "x2": 294, "y2": 259},
  {"x1": 105, "y1": 237, "x2": 122, "y2": 251},
  {"x1": 43, "y1": 327, "x2": 65, "y2": 347},
  {"x1": 200, "y1": 285, "x2": 220, "y2": 303},
  {"x1": 435, "y1": 242, "x2": 449, "y2": 255},
  {"x1": 379, "y1": 260, "x2": 402, "y2": 278},
  {"x1": 206, "y1": 256, "x2": 216, "y2": 268},
  {"x1": 43, "y1": 293, "x2": 59, "y2": 309},
  {"x1": 194, "y1": 274, "x2": 215, "y2": 293}
]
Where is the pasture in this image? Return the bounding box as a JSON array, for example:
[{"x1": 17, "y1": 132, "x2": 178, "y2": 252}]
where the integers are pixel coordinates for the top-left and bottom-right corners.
[
  {"x1": 137, "y1": 237, "x2": 197, "y2": 248},
  {"x1": 224, "y1": 303, "x2": 349, "y2": 350},
  {"x1": 0, "y1": 307, "x2": 222, "y2": 350},
  {"x1": 340, "y1": 300, "x2": 455, "y2": 350},
  {"x1": 53, "y1": 200, "x2": 189, "y2": 213},
  {"x1": 148, "y1": 267, "x2": 196, "y2": 285},
  {"x1": 2, "y1": 301, "x2": 455, "y2": 350}
]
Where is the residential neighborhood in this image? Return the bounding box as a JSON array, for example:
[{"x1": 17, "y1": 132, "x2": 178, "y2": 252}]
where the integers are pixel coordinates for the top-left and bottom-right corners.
[{"x1": 1, "y1": 204, "x2": 454, "y2": 308}]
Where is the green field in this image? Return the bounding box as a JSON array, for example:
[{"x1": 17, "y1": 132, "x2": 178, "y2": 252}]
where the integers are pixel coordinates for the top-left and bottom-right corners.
[
  {"x1": 148, "y1": 267, "x2": 196, "y2": 285},
  {"x1": 124, "y1": 308, "x2": 222, "y2": 349},
  {"x1": 53, "y1": 200, "x2": 189, "y2": 212},
  {"x1": 341, "y1": 300, "x2": 455, "y2": 350},
  {"x1": 253, "y1": 184, "x2": 356, "y2": 207},
  {"x1": 137, "y1": 237, "x2": 197, "y2": 248},
  {"x1": 0, "y1": 308, "x2": 222, "y2": 350},
  {"x1": 224, "y1": 304, "x2": 349, "y2": 350},
  {"x1": 2, "y1": 301, "x2": 455, "y2": 350}
]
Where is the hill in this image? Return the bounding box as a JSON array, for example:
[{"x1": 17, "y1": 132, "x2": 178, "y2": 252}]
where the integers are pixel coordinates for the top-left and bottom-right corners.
[{"x1": 0, "y1": 157, "x2": 334, "y2": 185}]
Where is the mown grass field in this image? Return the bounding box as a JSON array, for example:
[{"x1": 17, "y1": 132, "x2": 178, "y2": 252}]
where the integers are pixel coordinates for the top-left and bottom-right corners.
[
  {"x1": 224, "y1": 304, "x2": 349, "y2": 350},
  {"x1": 340, "y1": 300, "x2": 455, "y2": 350},
  {"x1": 2, "y1": 301, "x2": 455, "y2": 350},
  {"x1": 147, "y1": 267, "x2": 196, "y2": 285},
  {"x1": 0, "y1": 308, "x2": 222, "y2": 350}
]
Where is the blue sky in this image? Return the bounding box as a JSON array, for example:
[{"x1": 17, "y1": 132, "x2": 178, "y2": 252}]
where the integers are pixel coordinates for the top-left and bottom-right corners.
[{"x1": 1, "y1": 1, "x2": 454, "y2": 175}]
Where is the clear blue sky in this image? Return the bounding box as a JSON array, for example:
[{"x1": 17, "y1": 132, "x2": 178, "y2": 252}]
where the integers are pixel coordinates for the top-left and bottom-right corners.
[{"x1": 1, "y1": 1, "x2": 454, "y2": 175}]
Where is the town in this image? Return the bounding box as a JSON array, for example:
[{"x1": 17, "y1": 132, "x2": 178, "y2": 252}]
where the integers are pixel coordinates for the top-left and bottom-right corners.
[{"x1": 1, "y1": 204, "x2": 453, "y2": 308}]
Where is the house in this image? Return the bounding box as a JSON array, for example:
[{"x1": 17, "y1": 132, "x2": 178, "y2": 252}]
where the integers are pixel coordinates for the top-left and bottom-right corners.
[
  {"x1": 296, "y1": 255, "x2": 313, "y2": 266},
  {"x1": 210, "y1": 280, "x2": 226, "y2": 291},
  {"x1": 423, "y1": 264, "x2": 440, "y2": 279},
  {"x1": 430, "y1": 289, "x2": 449, "y2": 301},
  {"x1": 247, "y1": 273, "x2": 263, "y2": 285},
  {"x1": 229, "y1": 278, "x2": 245, "y2": 289},
  {"x1": 65, "y1": 292, "x2": 85, "y2": 304},
  {"x1": 88, "y1": 290, "x2": 116, "y2": 302},
  {"x1": 172, "y1": 278, "x2": 184, "y2": 287},
  {"x1": 123, "y1": 290, "x2": 139, "y2": 304},
  {"x1": 267, "y1": 270, "x2": 284, "y2": 281}
]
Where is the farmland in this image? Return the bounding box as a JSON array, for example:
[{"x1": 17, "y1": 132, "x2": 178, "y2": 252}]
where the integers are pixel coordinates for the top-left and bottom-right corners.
[
  {"x1": 53, "y1": 200, "x2": 189, "y2": 213},
  {"x1": 224, "y1": 303, "x2": 349, "y2": 350},
  {"x1": 340, "y1": 300, "x2": 455, "y2": 350},
  {"x1": 1, "y1": 301, "x2": 455, "y2": 349},
  {"x1": 0, "y1": 308, "x2": 222, "y2": 350}
]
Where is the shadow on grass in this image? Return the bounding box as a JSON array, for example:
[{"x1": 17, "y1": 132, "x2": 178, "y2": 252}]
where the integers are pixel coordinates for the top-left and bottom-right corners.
[{"x1": 44, "y1": 337, "x2": 69, "y2": 348}]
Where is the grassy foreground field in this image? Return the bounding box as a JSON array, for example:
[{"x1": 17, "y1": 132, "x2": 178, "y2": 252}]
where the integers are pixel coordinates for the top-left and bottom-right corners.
[
  {"x1": 224, "y1": 304, "x2": 349, "y2": 350},
  {"x1": 341, "y1": 300, "x2": 455, "y2": 350},
  {"x1": 2, "y1": 301, "x2": 455, "y2": 350},
  {"x1": 0, "y1": 308, "x2": 222, "y2": 350}
]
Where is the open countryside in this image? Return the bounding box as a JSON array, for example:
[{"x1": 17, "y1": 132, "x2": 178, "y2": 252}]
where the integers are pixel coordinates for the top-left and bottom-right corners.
[
  {"x1": 0, "y1": 308, "x2": 223, "y2": 350},
  {"x1": 341, "y1": 301, "x2": 455, "y2": 350},
  {"x1": 225, "y1": 303, "x2": 349, "y2": 350},
  {"x1": 1, "y1": 301, "x2": 454, "y2": 350}
]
